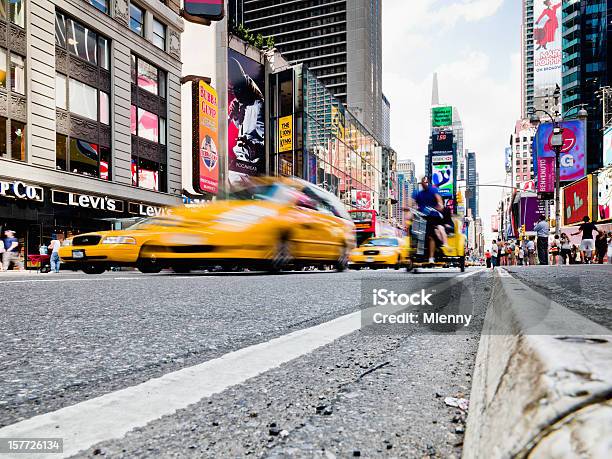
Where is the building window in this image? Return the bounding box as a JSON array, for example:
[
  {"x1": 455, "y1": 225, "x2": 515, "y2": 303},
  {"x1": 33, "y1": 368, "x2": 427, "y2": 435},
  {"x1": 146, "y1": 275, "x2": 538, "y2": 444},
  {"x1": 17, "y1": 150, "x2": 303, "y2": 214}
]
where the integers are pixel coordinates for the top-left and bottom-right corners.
[
  {"x1": 8, "y1": 0, "x2": 25, "y2": 28},
  {"x1": 89, "y1": 0, "x2": 109, "y2": 14},
  {"x1": 56, "y1": 134, "x2": 67, "y2": 171},
  {"x1": 0, "y1": 47, "x2": 27, "y2": 162},
  {"x1": 129, "y1": 4, "x2": 144, "y2": 36},
  {"x1": 10, "y1": 53, "x2": 25, "y2": 94},
  {"x1": 0, "y1": 49, "x2": 6, "y2": 88},
  {"x1": 55, "y1": 10, "x2": 112, "y2": 177},
  {"x1": 10, "y1": 120, "x2": 25, "y2": 161},
  {"x1": 152, "y1": 18, "x2": 166, "y2": 50},
  {"x1": 68, "y1": 78, "x2": 98, "y2": 121},
  {"x1": 130, "y1": 54, "x2": 167, "y2": 192}
]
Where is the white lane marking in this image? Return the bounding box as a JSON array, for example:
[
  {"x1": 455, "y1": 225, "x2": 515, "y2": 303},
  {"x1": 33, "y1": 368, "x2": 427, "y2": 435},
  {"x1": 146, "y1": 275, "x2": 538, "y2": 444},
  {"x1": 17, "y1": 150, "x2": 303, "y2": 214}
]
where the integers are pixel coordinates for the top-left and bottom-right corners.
[{"x1": 0, "y1": 267, "x2": 483, "y2": 458}]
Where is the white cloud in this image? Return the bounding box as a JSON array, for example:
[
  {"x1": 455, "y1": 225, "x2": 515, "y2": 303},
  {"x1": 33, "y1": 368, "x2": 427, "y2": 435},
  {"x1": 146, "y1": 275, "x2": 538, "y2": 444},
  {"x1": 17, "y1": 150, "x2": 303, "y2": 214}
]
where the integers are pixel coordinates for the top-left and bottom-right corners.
[{"x1": 383, "y1": 0, "x2": 519, "y2": 240}]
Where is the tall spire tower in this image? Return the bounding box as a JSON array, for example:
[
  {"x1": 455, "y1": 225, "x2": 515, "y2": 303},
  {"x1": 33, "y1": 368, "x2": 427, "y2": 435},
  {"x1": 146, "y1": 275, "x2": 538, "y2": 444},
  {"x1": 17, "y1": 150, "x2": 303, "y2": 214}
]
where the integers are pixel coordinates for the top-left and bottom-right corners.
[{"x1": 431, "y1": 72, "x2": 440, "y2": 106}]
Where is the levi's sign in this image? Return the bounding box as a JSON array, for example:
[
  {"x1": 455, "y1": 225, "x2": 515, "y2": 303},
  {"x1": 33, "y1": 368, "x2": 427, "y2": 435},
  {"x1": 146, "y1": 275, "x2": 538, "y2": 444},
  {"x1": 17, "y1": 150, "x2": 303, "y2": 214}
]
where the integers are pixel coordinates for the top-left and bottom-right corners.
[
  {"x1": 128, "y1": 202, "x2": 173, "y2": 217},
  {"x1": 52, "y1": 190, "x2": 124, "y2": 213},
  {"x1": 0, "y1": 180, "x2": 44, "y2": 201}
]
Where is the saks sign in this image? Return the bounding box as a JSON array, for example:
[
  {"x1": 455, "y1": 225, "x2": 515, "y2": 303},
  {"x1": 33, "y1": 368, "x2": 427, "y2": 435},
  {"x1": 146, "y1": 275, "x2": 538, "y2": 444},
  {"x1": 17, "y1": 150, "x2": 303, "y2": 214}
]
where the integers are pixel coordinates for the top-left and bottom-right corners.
[
  {"x1": 52, "y1": 190, "x2": 124, "y2": 213},
  {"x1": 0, "y1": 180, "x2": 44, "y2": 201},
  {"x1": 128, "y1": 202, "x2": 173, "y2": 217}
]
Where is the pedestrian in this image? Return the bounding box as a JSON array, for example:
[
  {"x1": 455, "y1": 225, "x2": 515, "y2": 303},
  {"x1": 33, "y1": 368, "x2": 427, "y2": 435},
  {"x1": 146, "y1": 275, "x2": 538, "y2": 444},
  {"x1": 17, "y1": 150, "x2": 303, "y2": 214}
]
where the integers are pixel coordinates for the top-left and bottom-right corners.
[
  {"x1": 569, "y1": 244, "x2": 578, "y2": 264},
  {"x1": 571, "y1": 216, "x2": 597, "y2": 264},
  {"x1": 559, "y1": 233, "x2": 571, "y2": 265},
  {"x1": 527, "y1": 237, "x2": 536, "y2": 265},
  {"x1": 48, "y1": 234, "x2": 62, "y2": 273},
  {"x1": 491, "y1": 241, "x2": 498, "y2": 267},
  {"x1": 518, "y1": 244, "x2": 525, "y2": 265},
  {"x1": 2, "y1": 230, "x2": 24, "y2": 271},
  {"x1": 550, "y1": 235, "x2": 560, "y2": 265},
  {"x1": 0, "y1": 237, "x2": 5, "y2": 272},
  {"x1": 607, "y1": 232, "x2": 612, "y2": 265},
  {"x1": 485, "y1": 249, "x2": 492, "y2": 268},
  {"x1": 507, "y1": 241, "x2": 515, "y2": 266},
  {"x1": 533, "y1": 215, "x2": 550, "y2": 265},
  {"x1": 595, "y1": 230, "x2": 607, "y2": 264}
]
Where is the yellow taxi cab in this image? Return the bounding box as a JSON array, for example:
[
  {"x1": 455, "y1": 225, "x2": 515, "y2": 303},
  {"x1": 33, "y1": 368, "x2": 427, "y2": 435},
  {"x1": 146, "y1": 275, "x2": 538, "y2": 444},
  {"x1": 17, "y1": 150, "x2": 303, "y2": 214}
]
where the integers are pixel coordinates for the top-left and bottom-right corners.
[
  {"x1": 348, "y1": 236, "x2": 410, "y2": 270},
  {"x1": 59, "y1": 177, "x2": 356, "y2": 274}
]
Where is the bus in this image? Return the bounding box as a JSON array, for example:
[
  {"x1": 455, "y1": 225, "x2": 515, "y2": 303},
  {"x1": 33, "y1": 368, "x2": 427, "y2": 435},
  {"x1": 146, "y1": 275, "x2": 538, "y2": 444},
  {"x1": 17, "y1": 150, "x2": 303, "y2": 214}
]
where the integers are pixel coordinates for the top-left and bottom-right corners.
[{"x1": 349, "y1": 210, "x2": 405, "y2": 246}]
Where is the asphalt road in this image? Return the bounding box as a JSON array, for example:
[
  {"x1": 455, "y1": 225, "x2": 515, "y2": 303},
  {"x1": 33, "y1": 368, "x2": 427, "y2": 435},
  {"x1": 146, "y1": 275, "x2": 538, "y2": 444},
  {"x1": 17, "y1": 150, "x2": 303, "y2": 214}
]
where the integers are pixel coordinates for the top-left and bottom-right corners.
[{"x1": 2, "y1": 265, "x2": 603, "y2": 457}]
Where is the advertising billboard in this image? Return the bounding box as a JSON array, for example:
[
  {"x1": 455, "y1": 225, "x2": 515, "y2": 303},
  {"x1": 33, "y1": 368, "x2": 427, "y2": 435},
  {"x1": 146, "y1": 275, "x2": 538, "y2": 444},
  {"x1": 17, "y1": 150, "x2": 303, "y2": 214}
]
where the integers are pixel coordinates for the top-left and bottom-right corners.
[
  {"x1": 563, "y1": 176, "x2": 591, "y2": 225},
  {"x1": 278, "y1": 115, "x2": 293, "y2": 152},
  {"x1": 598, "y1": 167, "x2": 612, "y2": 221},
  {"x1": 351, "y1": 190, "x2": 372, "y2": 209},
  {"x1": 520, "y1": 196, "x2": 540, "y2": 232},
  {"x1": 193, "y1": 80, "x2": 219, "y2": 195},
  {"x1": 603, "y1": 126, "x2": 612, "y2": 167},
  {"x1": 228, "y1": 49, "x2": 265, "y2": 183},
  {"x1": 491, "y1": 215, "x2": 499, "y2": 232},
  {"x1": 534, "y1": 120, "x2": 586, "y2": 182},
  {"x1": 533, "y1": 1, "x2": 562, "y2": 102},
  {"x1": 505, "y1": 147, "x2": 512, "y2": 174},
  {"x1": 431, "y1": 130, "x2": 453, "y2": 153},
  {"x1": 537, "y1": 156, "x2": 555, "y2": 193},
  {"x1": 432, "y1": 163, "x2": 453, "y2": 198},
  {"x1": 432, "y1": 106, "x2": 452, "y2": 127}
]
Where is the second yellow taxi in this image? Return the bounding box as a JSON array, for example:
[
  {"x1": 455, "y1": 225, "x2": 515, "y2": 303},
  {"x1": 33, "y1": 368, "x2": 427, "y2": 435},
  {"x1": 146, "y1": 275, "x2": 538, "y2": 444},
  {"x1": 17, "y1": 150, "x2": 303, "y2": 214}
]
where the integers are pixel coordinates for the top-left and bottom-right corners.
[{"x1": 348, "y1": 236, "x2": 410, "y2": 270}]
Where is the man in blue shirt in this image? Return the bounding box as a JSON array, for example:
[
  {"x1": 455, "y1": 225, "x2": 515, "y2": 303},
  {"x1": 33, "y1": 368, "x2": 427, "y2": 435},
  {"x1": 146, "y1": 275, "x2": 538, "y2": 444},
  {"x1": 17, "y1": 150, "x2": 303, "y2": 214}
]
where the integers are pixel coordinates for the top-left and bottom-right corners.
[
  {"x1": 410, "y1": 176, "x2": 444, "y2": 263},
  {"x1": 533, "y1": 215, "x2": 550, "y2": 265},
  {"x1": 2, "y1": 230, "x2": 23, "y2": 271}
]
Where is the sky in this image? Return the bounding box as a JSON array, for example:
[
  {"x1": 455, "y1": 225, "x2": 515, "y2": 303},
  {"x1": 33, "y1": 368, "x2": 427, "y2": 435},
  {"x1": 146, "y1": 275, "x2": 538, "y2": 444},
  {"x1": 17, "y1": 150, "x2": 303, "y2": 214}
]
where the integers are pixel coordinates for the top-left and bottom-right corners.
[{"x1": 382, "y1": 0, "x2": 521, "y2": 240}]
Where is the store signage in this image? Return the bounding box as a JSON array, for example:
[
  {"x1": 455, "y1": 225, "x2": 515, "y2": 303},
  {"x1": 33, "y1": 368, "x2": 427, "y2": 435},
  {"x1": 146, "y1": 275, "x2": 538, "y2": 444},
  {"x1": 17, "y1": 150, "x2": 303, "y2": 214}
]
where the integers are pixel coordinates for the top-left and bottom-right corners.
[
  {"x1": 278, "y1": 115, "x2": 293, "y2": 152},
  {"x1": 432, "y1": 155, "x2": 453, "y2": 163},
  {"x1": 0, "y1": 180, "x2": 44, "y2": 201},
  {"x1": 128, "y1": 202, "x2": 173, "y2": 217},
  {"x1": 563, "y1": 176, "x2": 591, "y2": 225},
  {"x1": 52, "y1": 190, "x2": 124, "y2": 213},
  {"x1": 537, "y1": 156, "x2": 555, "y2": 193}
]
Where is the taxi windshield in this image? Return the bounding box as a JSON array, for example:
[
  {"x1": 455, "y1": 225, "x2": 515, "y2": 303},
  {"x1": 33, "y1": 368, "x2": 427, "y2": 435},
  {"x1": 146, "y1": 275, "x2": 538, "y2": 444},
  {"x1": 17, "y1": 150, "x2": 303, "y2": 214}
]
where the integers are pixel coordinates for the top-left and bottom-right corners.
[
  {"x1": 362, "y1": 238, "x2": 399, "y2": 247},
  {"x1": 128, "y1": 217, "x2": 185, "y2": 229},
  {"x1": 228, "y1": 184, "x2": 293, "y2": 204}
]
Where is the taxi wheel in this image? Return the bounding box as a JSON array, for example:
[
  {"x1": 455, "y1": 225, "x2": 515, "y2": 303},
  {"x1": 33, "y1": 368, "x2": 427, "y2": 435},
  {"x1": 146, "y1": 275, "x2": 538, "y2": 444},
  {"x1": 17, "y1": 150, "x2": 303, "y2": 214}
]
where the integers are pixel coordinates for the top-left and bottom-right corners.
[
  {"x1": 137, "y1": 258, "x2": 163, "y2": 274},
  {"x1": 405, "y1": 259, "x2": 414, "y2": 273},
  {"x1": 270, "y1": 238, "x2": 292, "y2": 272},
  {"x1": 394, "y1": 256, "x2": 401, "y2": 270},
  {"x1": 459, "y1": 256, "x2": 466, "y2": 272},
  {"x1": 82, "y1": 263, "x2": 106, "y2": 275},
  {"x1": 335, "y1": 245, "x2": 349, "y2": 272}
]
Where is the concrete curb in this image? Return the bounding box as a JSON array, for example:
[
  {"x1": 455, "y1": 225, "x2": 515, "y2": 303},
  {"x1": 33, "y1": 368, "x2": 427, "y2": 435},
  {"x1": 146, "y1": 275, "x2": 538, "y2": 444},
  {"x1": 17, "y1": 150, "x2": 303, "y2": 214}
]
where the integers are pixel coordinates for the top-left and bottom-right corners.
[{"x1": 463, "y1": 268, "x2": 612, "y2": 458}]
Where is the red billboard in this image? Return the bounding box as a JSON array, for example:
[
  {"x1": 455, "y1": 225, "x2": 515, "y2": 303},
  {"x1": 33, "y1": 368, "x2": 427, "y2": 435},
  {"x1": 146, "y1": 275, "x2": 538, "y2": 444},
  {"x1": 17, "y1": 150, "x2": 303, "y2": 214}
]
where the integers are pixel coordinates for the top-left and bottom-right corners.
[
  {"x1": 193, "y1": 80, "x2": 219, "y2": 195},
  {"x1": 563, "y1": 176, "x2": 592, "y2": 225}
]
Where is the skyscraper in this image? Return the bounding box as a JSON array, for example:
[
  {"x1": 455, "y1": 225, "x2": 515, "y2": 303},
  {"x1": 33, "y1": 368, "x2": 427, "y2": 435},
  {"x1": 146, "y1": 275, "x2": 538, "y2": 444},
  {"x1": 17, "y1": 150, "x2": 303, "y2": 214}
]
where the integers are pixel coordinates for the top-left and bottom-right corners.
[
  {"x1": 396, "y1": 159, "x2": 417, "y2": 226},
  {"x1": 229, "y1": 0, "x2": 383, "y2": 140},
  {"x1": 561, "y1": 0, "x2": 611, "y2": 172},
  {"x1": 382, "y1": 94, "x2": 391, "y2": 147},
  {"x1": 466, "y1": 151, "x2": 478, "y2": 218}
]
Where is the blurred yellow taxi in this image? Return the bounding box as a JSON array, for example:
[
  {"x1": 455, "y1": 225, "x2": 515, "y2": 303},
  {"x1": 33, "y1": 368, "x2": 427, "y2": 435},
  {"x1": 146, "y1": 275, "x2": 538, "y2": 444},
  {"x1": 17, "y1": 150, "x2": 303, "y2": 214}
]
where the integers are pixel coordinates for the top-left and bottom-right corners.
[
  {"x1": 59, "y1": 178, "x2": 356, "y2": 274},
  {"x1": 348, "y1": 236, "x2": 410, "y2": 270}
]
